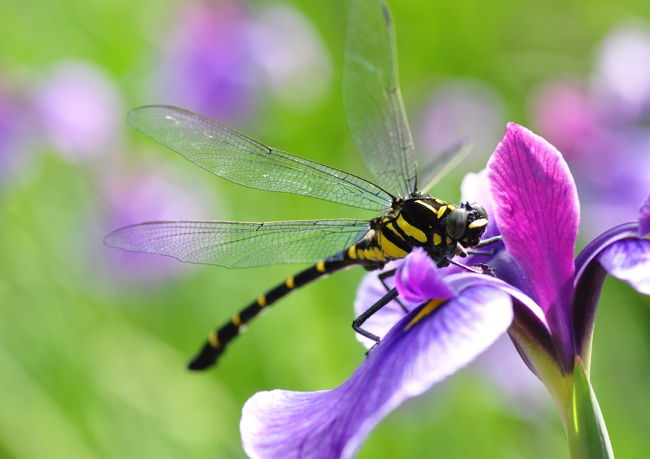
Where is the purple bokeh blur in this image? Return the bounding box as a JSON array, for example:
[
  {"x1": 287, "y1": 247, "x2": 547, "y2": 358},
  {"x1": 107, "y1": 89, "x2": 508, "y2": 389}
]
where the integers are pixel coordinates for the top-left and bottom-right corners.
[
  {"x1": 158, "y1": 0, "x2": 258, "y2": 123},
  {"x1": 157, "y1": 0, "x2": 330, "y2": 123},
  {"x1": 0, "y1": 82, "x2": 31, "y2": 186},
  {"x1": 97, "y1": 161, "x2": 213, "y2": 284},
  {"x1": 417, "y1": 80, "x2": 505, "y2": 165},
  {"x1": 34, "y1": 59, "x2": 124, "y2": 162},
  {"x1": 532, "y1": 24, "x2": 650, "y2": 237}
]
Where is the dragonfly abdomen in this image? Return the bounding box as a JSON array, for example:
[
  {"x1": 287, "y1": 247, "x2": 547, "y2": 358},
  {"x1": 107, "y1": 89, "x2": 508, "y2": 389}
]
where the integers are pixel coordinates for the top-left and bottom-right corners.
[{"x1": 188, "y1": 257, "x2": 357, "y2": 370}]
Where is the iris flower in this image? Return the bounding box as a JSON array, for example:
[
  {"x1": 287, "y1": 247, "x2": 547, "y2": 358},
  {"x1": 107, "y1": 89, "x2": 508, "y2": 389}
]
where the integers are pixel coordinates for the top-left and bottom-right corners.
[{"x1": 240, "y1": 123, "x2": 649, "y2": 458}]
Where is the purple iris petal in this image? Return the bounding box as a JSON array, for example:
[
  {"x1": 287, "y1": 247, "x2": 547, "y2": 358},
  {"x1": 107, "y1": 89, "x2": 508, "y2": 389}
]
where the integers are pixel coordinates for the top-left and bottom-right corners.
[
  {"x1": 574, "y1": 222, "x2": 639, "y2": 282},
  {"x1": 488, "y1": 123, "x2": 579, "y2": 312},
  {"x1": 598, "y1": 239, "x2": 650, "y2": 295},
  {"x1": 488, "y1": 123, "x2": 579, "y2": 362},
  {"x1": 640, "y1": 194, "x2": 650, "y2": 237},
  {"x1": 572, "y1": 219, "x2": 648, "y2": 359},
  {"x1": 395, "y1": 248, "x2": 455, "y2": 303},
  {"x1": 241, "y1": 285, "x2": 512, "y2": 459}
]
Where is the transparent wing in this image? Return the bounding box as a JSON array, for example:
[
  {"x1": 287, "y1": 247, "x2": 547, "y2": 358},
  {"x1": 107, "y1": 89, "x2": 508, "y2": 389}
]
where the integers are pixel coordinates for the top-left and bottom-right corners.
[
  {"x1": 344, "y1": 0, "x2": 417, "y2": 197},
  {"x1": 419, "y1": 140, "x2": 472, "y2": 193},
  {"x1": 127, "y1": 106, "x2": 393, "y2": 211},
  {"x1": 104, "y1": 219, "x2": 370, "y2": 268}
]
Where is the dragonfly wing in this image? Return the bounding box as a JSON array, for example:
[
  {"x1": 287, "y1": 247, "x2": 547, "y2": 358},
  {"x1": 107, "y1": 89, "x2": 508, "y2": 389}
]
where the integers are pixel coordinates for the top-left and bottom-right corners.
[
  {"x1": 418, "y1": 139, "x2": 472, "y2": 193},
  {"x1": 344, "y1": 0, "x2": 417, "y2": 197},
  {"x1": 104, "y1": 219, "x2": 370, "y2": 268},
  {"x1": 127, "y1": 106, "x2": 392, "y2": 211}
]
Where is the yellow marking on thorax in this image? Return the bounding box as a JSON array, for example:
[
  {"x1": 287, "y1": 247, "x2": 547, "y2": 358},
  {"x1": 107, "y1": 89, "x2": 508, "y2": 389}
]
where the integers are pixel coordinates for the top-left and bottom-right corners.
[
  {"x1": 378, "y1": 231, "x2": 408, "y2": 259},
  {"x1": 404, "y1": 299, "x2": 446, "y2": 330},
  {"x1": 285, "y1": 277, "x2": 295, "y2": 289},
  {"x1": 347, "y1": 245, "x2": 358, "y2": 260},
  {"x1": 257, "y1": 295, "x2": 267, "y2": 307},
  {"x1": 384, "y1": 222, "x2": 405, "y2": 240},
  {"x1": 433, "y1": 233, "x2": 442, "y2": 246},
  {"x1": 232, "y1": 314, "x2": 242, "y2": 327},
  {"x1": 448, "y1": 204, "x2": 456, "y2": 211},
  {"x1": 414, "y1": 199, "x2": 437, "y2": 214},
  {"x1": 208, "y1": 331, "x2": 220, "y2": 348},
  {"x1": 316, "y1": 261, "x2": 326, "y2": 272},
  {"x1": 396, "y1": 214, "x2": 427, "y2": 243},
  {"x1": 446, "y1": 236, "x2": 453, "y2": 245},
  {"x1": 434, "y1": 198, "x2": 445, "y2": 205},
  {"x1": 436, "y1": 206, "x2": 448, "y2": 219}
]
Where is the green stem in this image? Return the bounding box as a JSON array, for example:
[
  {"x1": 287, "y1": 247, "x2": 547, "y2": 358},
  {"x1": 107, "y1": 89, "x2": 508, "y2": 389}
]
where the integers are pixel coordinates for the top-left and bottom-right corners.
[{"x1": 565, "y1": 357, "x2": 614, "y2": 459}]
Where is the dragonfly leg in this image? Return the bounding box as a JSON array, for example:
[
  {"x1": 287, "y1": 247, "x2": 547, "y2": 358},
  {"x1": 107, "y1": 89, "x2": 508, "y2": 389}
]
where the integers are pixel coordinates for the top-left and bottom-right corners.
[
  {"x1": 448, "y1": 258, "x2": 487, "y2": 274},
  {"x1": 377, "y1": 268, "x2": 408, "y2": 313},
  {"x1": 474, "y1": 235, "x2": 502, "y2": 248},
  {"x1": 352, "y1": 287, "x2": 399, "y2": 344},
  {"x1": 467, "y1": 235, "x2": 502, "y2": 256}
]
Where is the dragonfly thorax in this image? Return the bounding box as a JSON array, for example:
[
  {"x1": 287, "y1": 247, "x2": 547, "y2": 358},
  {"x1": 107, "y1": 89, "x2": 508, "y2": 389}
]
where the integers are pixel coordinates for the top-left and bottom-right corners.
[{"x1": 348, "y1": 197, "x2": 489, "y2": 267}]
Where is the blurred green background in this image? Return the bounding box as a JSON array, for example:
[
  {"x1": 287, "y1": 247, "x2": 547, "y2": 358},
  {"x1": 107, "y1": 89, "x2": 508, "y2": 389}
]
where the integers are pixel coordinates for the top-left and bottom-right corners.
[{"x1": 1, "y1": 0, "x2": 649, "y2": 458}]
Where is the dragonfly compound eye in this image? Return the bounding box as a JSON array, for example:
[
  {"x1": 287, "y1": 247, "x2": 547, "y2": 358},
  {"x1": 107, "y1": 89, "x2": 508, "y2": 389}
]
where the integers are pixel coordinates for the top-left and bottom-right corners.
[
  {"x1": 469, "y1": 202, "x2": 488, "y2": 219},
  {"x1": 446, "y1": 208, "x2": 468, "y2": 240}
]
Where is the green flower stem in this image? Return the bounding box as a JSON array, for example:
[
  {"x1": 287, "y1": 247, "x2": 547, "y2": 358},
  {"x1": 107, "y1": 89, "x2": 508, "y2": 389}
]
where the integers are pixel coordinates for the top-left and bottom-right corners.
[
  {"x1": 566, "y1": 357, "x2": 614, "y2": 459},
  {"x1": 509, "y1": 324, "x2": 614, "y2": 458}
]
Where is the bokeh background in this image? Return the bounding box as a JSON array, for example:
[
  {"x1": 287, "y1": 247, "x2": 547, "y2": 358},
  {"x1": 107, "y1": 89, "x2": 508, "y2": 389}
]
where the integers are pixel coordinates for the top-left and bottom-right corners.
[{"x1": 1, "y1": 0, "x2": 649, "y2": 457}]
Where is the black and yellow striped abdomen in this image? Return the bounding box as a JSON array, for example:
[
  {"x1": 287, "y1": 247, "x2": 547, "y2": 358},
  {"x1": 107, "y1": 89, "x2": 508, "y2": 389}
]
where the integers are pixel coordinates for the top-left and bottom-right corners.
[{"x1": 188, "y1": 258, "x2": 356, "y2": 370}]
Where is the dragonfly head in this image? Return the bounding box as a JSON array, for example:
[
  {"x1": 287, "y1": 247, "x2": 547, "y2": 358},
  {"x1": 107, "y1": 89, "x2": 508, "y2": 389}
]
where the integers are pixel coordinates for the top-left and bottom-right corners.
[{"x1": 445, "y1": 202, "x2": 489, "y2": 247}]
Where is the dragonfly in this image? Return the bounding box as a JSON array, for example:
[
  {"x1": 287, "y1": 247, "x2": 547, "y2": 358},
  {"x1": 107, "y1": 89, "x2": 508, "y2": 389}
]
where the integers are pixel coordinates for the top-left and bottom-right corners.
[{"x1": 105, "y1": 0, "x2": 499, "y2": 370}]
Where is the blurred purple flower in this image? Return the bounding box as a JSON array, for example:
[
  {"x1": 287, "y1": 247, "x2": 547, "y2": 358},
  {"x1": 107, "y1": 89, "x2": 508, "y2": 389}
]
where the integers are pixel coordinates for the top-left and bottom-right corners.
[
  {"x1": 34, "y1": 59, "x2": 123, "y2": 161},
  {"x1": 0, "y1": 83, "x2": 31, "y2": 185},
  {"x1": 240, "y1": 124, "x2": 649, "y2": 458},
  {"x1": 158, "y1": 1, "x2": 330, "y2": 123},
  {"x1": 532, "y1": 83, "x2": 598, "y2": 159},
  {"x1": 418, "y1": 80, "x2": 505, "y2": 162},
  {"x1": 532, "y1": 24, "x2": 650, "y2": 236},
  {"x1": 97, "y1": 162, "x2": 212, "y2": 284},
  {"x1": 248, "y1": 3, "x2": 331, "y2": 109},
  {"x1": 158, "y1": 0, "x2": 257, "y2": 123},
  {"x1": 472, "y1": 335, "x2": 548, "y2": 414},
  {"x1": 593, "y1": 25, "x2": 650, "y2": 117}
]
